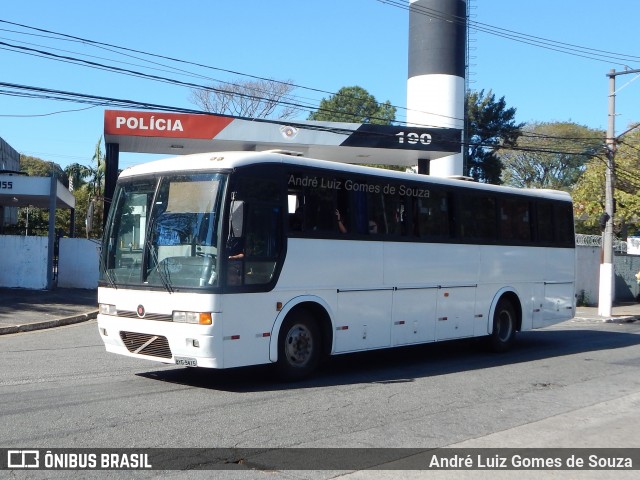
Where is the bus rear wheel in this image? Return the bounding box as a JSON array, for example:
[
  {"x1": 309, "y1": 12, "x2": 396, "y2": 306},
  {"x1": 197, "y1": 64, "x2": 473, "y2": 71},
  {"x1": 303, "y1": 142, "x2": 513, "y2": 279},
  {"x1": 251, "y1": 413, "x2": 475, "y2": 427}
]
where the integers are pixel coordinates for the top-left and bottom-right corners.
[
  {"x1": 488, "y1": 299, "x2": 517, "y2": 353},
  {"x1": 276, "y1": 311, "x2": 321, "y2": 381}
]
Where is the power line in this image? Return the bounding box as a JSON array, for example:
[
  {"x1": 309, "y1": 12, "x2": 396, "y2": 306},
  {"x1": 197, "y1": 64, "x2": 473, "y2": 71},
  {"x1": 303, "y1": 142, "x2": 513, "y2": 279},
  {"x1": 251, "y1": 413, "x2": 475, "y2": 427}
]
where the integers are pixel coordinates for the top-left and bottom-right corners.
[
  {"x1": 2, "y1": 80, "x2": 610, "y2": 164},
  {"x1": 0, "y1": 19, "x2": 420, "y2": 124},
  {"x1": 0, "y1": 35, "x2": 461, "y2": 128},
  {"x1": 377, "y1": 0, "x2": 640, "y2": 67},
  {"x1": 0, "y1": 17, "x2": 629, "y2": 164}
]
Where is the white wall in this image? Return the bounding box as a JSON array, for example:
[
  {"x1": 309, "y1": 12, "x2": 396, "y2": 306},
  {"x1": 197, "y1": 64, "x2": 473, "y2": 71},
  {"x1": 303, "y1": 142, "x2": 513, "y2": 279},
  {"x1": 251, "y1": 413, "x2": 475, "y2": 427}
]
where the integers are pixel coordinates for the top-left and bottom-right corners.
[
  {"x1": 0, "y1": 235, "x2": 49, "y2": 289},
  {"x1": 57, "y1": 238, "x2": 100, "y2": 289},
  {"x1": 576, "y1": 246, "x2": 600, "y2": 306}
]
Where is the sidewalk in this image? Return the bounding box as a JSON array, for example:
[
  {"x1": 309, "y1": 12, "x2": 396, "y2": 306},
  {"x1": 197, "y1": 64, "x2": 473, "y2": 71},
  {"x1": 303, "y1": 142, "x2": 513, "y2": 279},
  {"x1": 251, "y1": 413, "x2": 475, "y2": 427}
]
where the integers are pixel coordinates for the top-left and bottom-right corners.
[
  {"x1": 574, "y1": 302, "x2": 640, "y2": 322},
  {"x1": 0, "y1": 287, "x2": 97, "y2": 335},
  {"x1": 0, "y1": 287, "x2": 638, "y2": 336}
]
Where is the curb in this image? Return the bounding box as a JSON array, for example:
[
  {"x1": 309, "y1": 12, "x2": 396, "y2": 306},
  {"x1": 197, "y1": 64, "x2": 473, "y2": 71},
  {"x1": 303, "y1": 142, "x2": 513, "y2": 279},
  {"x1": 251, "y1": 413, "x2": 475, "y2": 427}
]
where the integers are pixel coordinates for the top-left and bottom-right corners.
[
  {"x1": 603, "y1": 315, "x2": 640, "y2": 324},
  {"x1": 0, "y1": 310, "x2": 98, "y2": 336},
  {"x1": 572, "y1": 315, "x2": 639, "y2": 324}
]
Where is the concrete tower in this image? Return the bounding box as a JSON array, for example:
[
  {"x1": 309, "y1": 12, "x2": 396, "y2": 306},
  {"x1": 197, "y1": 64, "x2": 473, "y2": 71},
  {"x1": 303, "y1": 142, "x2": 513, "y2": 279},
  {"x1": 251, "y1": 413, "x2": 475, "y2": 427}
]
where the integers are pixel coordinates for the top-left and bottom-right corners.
[{"x1": 407, "y1": 0, "x2": 466, "y2": 177}]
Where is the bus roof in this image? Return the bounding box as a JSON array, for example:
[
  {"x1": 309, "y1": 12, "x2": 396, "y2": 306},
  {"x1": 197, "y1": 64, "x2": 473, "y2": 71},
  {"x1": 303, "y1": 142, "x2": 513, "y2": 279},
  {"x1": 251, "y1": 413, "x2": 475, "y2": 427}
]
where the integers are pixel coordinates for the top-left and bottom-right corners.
[{"x1": 119, "y1": 150, "x2": 573, "y2": 202}]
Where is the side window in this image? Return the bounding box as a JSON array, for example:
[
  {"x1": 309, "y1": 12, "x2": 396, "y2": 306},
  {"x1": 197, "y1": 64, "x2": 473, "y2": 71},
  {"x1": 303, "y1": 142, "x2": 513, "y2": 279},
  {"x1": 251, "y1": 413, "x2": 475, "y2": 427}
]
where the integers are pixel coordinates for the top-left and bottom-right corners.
[
  {"x1": 459, "y1": 193, "x2": 497, "y2": 242},
  {"x1": 414, "y1": 189, "x2": 450, "y2": 239},
  {"x1": 353, "y1": 189, "x2": 378, "y2": 235},
  {"x1": 226, "y1": 175, "x2": 283, "y2": 287},
  {"x1": 381, "y1": 187, "x2": 408, "y2": 237},
  {"x1": 555, "y1": 202, "x2": 575, "y2": 246},
  {"x1": 499, "y1": 197, "x2": 532, "y2": 243},
  {"x1": 306, "y1": 178, "x2": 336, "y2": 233},
  {"x1": 537, "y1": 202, "x2": 555, "y2": 243},
  {"x1": 353, "y1": 187, "x2": 391, "y2": 236},
  {"x1": 351, "y1": 182, "x2": 408, "y2": 238},
  {"x1": 287, "y1": 172, "x2": 350, "y2": 236}
]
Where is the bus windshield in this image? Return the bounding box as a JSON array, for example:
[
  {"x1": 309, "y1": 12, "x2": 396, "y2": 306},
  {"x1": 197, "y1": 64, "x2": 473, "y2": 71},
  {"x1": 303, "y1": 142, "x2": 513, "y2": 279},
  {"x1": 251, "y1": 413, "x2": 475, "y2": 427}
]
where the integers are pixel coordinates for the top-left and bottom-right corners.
[{"x1": 100, "y1": 172, "x2": 226, "y2": 290}]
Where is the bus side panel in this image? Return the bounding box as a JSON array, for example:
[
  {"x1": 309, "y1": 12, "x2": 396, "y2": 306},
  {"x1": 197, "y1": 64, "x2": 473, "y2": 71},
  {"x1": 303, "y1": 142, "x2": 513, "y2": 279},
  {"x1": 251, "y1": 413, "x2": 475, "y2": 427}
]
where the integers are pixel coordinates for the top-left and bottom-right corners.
[
  {"x1": 383, "y1": 242, "x2": 481, "y2": 287},
  {"x1": 272, "y1": 238, "x2": 391, "y2": 354},
  {"x1": 277, "y1": 239, "x2": 384, "y2": 290},
  {"x1": 540, "y1": 283, "x2": 575, "y2": 327},
  {"x1": 538, "y1": 247, "x2": 576, "y2": 328},
  {"x1": 479, "y1": 245, "x2": 547, "y2": 285},
  {"x1": 220, "y1": 291, "x2": 296, "y2": 368},
  {"x1": 384, "y1": 242, "x2": 481, "y2": 344},
  {"x1": 434, "y1": 285, "x2": 476, "y2": 340},
  {"x1": 391, "y1": 288, "x2": 437, "y2": 345},
  {"x1": 476, "y1": 245, "x2": 553, "y2": 333},
  {"x1": 335, "y1": 290, "x2": 392, "y2": 352}
]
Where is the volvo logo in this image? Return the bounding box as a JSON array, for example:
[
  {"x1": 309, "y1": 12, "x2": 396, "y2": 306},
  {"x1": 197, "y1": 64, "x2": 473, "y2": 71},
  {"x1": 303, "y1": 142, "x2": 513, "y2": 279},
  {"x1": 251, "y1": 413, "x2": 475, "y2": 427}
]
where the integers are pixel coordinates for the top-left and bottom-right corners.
[{"x1": 136, "y1": 305, "x2": 146, "y2": 318}]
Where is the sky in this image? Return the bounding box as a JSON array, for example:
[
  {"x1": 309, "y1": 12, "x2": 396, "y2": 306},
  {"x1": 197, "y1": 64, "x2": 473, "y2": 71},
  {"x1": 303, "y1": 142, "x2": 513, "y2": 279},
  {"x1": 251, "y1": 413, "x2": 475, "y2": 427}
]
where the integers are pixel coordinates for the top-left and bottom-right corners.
[{"x1": 1, "y1": 0, "x2": 639, "y2": 172}]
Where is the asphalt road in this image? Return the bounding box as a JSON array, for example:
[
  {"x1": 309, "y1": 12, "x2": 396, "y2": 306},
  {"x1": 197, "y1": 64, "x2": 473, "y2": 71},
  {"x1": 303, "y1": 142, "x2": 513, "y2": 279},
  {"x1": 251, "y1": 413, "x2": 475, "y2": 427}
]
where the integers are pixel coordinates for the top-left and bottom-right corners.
[{"x1": 1, "y1": 317, "x2": 640, "y2": 479}]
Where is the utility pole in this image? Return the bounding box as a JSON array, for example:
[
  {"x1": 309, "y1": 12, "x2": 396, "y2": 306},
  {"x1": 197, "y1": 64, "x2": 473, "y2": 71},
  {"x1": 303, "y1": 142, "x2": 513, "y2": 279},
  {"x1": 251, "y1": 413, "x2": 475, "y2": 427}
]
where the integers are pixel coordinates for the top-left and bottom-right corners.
[
  {"x1": 598, "y1": 68, "x2": 640, "y2": 316},
  {"x1": 599, "y1": 70, "x2": 616, "y2": 316}
]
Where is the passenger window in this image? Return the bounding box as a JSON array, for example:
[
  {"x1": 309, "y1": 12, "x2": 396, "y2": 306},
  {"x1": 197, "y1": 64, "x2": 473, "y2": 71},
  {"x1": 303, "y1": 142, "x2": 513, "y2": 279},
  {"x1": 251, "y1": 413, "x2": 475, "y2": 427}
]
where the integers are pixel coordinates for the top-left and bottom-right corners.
[
  {"x1": 459, "y1": 194, "x2": 497, "y2": 241},
  {"x1": 500, "y1": 198, "x2": 532, "y2": 243},
  {"x1": 537, "y1": 202, "x2": 554, "y2": 243},
  {"x1": 353, "y1": 189, "x2": 382, "y2": 235},
  {"x1": 286, "y1": 172, "x2": 350, "y2": 235},
  {"x1": 414, "y1": 190, "x2": 450, "y2": 239},
  {"x1": 555, "y1": 203, "x2": 575, "y2": 246}
]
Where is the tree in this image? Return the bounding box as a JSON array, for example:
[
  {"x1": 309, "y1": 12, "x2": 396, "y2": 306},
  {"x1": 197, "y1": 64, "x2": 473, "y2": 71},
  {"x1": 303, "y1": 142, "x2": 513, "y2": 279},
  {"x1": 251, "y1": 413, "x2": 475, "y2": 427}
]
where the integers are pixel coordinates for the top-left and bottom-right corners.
[
  {"x1": 499, "y1": 122, "x2": 603, "y2": 190},
  {"x1": 64, "y1": 162, "x2": 92, "y2": 191},
  {"x1": 466, "y1": 90, "x2": 524, "y2": 184},
  {"x1": 572, "y1": 126, "x2": 640, "y2": 235},
  {"x1": 190, "y1": 78, "x2": 298, "y2": 119},
  {"x1": 90, "y1": 136, "x2": 105, "y2": 196},
  {"x1": 15, "y1": 155, "x2": 68, "y2": 236},
  {"x1": 308, "y1": 86, "x2": 396, "y2": 124},
  {"x1": 20, "y1": 155, "x2": 65, "y2": 180}
]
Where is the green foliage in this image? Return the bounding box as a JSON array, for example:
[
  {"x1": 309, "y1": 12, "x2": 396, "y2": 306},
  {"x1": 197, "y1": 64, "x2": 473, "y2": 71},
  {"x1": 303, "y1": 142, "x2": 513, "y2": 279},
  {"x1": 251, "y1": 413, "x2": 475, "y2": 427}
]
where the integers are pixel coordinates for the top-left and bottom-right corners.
[
  {"x1": 13, "y1": 139, "x2": 105, "y2": 239},
  {"x1": 466, "y1": 90, "x2": 524, "y2": 184},
  {"x1": 308, "y1": 86, "x2": 396, "y2": 124},
  {"x1": 20, "y1": 155, "x2": 66, "y2": 181},
  {"x1": 572, "y1": 126, "x2": 640, "y2": 235},
  {"x1": 65, "y1": 162, "x2": 92, "y2": 191},
  {"x1": 499, "y1": 122, "x2": 603, "y2": 190}
]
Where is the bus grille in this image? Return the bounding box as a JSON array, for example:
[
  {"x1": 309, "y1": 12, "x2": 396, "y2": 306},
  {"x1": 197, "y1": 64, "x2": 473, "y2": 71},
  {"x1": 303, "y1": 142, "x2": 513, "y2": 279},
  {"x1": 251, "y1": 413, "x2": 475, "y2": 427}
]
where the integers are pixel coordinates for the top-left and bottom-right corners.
[
  {"x1": 117, "y1": 311, "x2": 173, "y2": 322},
  {"x1": 119, "y1": 331, "x2": 172, "y2": 359}
]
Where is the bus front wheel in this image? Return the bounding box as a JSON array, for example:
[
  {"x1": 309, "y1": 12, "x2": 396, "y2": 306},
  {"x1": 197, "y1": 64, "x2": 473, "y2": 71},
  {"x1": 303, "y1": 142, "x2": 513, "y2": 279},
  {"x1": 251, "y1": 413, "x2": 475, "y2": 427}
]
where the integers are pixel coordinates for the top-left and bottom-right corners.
[
  {"x1": 276, "y1": 310, "x2": 321, "y2": 381},
  {"x1": 489, "y1": 299, "x2": 517, "y2": 352}
]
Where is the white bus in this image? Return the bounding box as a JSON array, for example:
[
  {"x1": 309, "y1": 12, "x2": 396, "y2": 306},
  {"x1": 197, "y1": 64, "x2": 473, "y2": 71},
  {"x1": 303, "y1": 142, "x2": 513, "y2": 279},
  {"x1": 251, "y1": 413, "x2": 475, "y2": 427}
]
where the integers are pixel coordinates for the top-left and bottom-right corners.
[{"x1": 98, "y1": 150, "x2": 575, "y2": 380}]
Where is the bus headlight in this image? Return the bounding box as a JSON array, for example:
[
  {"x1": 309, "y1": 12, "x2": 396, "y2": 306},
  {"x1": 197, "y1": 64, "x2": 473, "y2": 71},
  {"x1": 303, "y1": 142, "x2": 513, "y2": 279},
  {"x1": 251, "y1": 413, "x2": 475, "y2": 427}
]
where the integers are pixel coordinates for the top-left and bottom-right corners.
[
  {"x1": 172, "y1": 311, "x2": 212, "y2": 325},
  {"x1": 99, "y1": 303, "x2": 117, "y2": 315}
]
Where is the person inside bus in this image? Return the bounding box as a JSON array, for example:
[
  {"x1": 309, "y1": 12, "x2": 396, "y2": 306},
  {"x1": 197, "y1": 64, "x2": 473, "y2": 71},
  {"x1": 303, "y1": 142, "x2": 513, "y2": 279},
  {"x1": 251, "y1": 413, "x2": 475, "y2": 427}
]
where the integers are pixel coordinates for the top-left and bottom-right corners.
[
  {"x1": 227, "y1": 235, "x2": 245, "y2": 259},
  {"x1": 226, "y1": 235, "x2": 245, "y2": 285},
  {"x1": 335, "y1": 209, "x2": 347, "y2": 234}
]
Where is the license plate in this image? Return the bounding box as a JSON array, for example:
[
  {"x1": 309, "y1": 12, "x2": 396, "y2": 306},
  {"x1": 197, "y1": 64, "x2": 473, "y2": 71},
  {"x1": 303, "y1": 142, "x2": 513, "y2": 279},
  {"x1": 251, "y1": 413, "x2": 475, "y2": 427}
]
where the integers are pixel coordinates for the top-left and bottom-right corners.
[{"x1": 175, "y1": 356, "x2": 197, "y2": 367}]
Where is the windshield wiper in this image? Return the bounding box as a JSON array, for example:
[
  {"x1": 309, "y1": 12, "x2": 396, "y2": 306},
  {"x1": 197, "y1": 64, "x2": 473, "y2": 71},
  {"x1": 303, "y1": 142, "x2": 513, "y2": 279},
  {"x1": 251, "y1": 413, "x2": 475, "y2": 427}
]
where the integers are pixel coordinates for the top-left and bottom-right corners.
[{"x1": 146, "y1": 239, "x2": 173, "y2": 293}]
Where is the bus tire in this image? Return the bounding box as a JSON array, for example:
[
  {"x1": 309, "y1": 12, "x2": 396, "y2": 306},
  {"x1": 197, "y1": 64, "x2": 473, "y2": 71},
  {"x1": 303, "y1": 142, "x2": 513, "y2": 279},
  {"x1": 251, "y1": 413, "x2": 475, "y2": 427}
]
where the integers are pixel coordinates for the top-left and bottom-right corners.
[
  {"x1": 488, "y1": 298, "x2": 517, "y2": 353},
  {"x1": 276, "y1": 310, "x2": 321, "y2": 381}
]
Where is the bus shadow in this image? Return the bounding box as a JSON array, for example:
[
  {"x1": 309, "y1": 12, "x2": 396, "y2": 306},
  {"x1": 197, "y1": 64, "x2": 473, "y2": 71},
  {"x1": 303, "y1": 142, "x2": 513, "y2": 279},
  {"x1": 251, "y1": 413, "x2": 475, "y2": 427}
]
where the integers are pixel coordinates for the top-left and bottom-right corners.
[{"x1": 136, "y1": 327, "x2": 640, "y2": 392}]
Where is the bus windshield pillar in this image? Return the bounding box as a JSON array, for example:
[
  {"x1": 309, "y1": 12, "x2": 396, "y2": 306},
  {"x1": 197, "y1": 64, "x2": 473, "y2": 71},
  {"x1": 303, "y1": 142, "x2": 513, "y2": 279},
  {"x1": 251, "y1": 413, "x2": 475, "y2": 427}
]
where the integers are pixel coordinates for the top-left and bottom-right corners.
[{"x1": 104, "y1": 142, "x2": 120, "y2": 228}]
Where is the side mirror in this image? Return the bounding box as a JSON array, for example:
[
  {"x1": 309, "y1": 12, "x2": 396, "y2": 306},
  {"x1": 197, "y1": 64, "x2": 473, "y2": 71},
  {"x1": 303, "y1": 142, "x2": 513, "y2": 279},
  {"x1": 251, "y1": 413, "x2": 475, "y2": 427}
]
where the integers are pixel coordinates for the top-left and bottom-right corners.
[{"x1": 230, "y1": 199, "x2": 244, "y2": 237}]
